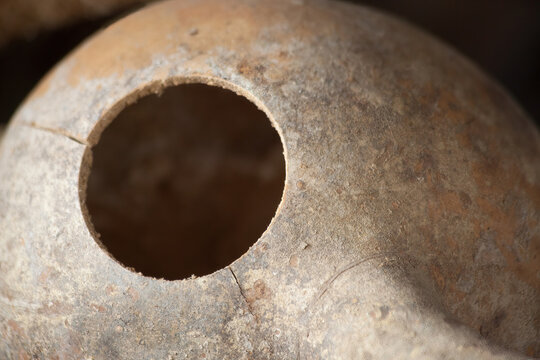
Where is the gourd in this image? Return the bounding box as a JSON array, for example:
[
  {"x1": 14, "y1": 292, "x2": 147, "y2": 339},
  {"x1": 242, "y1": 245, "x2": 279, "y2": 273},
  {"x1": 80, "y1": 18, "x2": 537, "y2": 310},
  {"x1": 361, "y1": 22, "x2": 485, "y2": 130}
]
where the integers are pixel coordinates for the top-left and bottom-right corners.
[{"x1": 0, "y1": 0, "x2": 538, "y2": 358}]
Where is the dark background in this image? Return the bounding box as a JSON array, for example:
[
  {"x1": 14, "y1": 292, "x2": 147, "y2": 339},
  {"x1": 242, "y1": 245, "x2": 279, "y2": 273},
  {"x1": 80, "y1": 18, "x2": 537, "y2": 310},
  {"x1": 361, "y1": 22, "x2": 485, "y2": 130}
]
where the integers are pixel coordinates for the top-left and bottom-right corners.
[{"x1": 1, "y1": 0, "x2": 539, "y2": 126}]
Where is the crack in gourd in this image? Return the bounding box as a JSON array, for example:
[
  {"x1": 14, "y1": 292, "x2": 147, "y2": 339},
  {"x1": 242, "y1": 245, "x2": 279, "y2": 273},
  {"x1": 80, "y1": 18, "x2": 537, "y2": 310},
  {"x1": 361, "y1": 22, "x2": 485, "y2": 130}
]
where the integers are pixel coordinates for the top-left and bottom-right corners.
[{"x1": 24, "y1": 122, "x2": 89, "y2": 146}]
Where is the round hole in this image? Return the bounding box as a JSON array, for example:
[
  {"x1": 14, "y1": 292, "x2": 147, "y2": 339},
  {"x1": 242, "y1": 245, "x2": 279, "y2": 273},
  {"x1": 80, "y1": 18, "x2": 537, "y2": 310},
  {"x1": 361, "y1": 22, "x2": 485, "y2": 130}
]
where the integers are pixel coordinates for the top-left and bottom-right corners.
[{"x1": 83, "y1": 83, "x2": 285, "y2": 280}]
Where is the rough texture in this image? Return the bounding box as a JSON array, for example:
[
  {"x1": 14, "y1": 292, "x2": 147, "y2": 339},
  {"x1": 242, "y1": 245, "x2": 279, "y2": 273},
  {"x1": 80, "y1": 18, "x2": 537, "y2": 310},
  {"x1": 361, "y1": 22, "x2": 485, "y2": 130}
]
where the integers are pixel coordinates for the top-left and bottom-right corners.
[{"x1": 0, "y1": 0, "x2": 538, "y2": 359}]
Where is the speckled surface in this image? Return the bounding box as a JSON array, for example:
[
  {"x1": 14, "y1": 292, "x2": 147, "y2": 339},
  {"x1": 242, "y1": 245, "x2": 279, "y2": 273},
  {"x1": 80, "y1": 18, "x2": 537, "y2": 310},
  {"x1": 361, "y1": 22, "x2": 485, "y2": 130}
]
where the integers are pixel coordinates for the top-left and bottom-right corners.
[{"x1": 0, "y1": 0, "x2": 538, "y2": 359}]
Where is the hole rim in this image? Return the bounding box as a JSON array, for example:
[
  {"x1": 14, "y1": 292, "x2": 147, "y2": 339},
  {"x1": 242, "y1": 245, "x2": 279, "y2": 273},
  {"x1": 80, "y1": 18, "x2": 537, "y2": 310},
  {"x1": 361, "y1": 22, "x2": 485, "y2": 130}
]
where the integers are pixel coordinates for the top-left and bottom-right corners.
[{"x1": 78, "y1": 75, "x2": 288, "y2": 281}]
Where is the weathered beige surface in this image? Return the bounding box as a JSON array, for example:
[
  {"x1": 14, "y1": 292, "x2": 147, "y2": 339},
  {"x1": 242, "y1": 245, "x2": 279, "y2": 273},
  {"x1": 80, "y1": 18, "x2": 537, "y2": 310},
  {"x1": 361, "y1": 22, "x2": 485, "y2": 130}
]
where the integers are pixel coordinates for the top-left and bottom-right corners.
[{"x1": 0, "y1": 0, "x2": 538, "y2": 359}]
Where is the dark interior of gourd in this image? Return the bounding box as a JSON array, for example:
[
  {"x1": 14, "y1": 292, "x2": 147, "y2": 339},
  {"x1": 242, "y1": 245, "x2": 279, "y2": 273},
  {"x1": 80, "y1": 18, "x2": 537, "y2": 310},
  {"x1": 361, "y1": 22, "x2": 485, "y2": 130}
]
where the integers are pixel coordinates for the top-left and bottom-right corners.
[{"x1": 85, "y1": 83, "x2": 285, "y2": 280}]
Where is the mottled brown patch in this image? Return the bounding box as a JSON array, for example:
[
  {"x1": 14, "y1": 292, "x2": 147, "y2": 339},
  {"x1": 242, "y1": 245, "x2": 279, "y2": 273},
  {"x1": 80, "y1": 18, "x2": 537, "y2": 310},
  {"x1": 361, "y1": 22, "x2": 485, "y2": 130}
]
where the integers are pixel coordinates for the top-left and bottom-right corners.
[
  {"x1": 447, "y1": 283, "x2": 467, "y2": 302},
  {"x1": 446, "y1": 237, "x2": 459, "y2": 251},
  {"x1": 38, "y1": 266, "x2": 56, "y2": 284},
  {"x1": 426, "y1": 189, "x2": 468, "y2": 223},
  {"x1": 246, "y1": 279, "x2": 272, "y2": 304},
  {"x1": 126, "y1": 287, "x2": 139, "y2": 301},
  {"x1": 435, "y1": 89, "x2": 469, "y2": 126},
  {"x1": 90, "y1": 304, "x2": 107, "y2": 313},
  {"x1": 527, "y1": 344, "x2": 540, "y2": 357},
  {"x1": 253, "y1": 242, "x2": 269, "y2": 258},
  {"x1": 237, "y1": 59, "x2": 266, "y2": 79},
  {"x1": 479, "y1": 310, "x2": 507, "y2": 337},
  {"x1": 26, "y1": 0, "x2": 347, "y2": 103},
  {"x1": 17, "y1": 349, "x2": 30, "y2": 360},
  {"x1": 368, "y1": 305, "x2": 390, "y2": 321},
  {"x1": 470, "y1": 158, "x2": 540, "y2": 290},
  {"x1": 65, "y1": 0, "x2": 327, "y2": 89},
  {"x1": 289, "y1": 254, "x2": 299, "y2": 267},
  {"x1": 38, "y1": 300, "x2": 73, "y2": 315},
  {"x1": 475, "y1": 197, "x2": 540, "y2": 290},
  {"x1": 105, "y1": 284, "x2": 116, "y2": 295},
  {"x1": 429, "y1": 263, "x2": 446, "y2": 290},
  {"x1": 8, "y1": 320, "x2": 24, "y2": 338}
]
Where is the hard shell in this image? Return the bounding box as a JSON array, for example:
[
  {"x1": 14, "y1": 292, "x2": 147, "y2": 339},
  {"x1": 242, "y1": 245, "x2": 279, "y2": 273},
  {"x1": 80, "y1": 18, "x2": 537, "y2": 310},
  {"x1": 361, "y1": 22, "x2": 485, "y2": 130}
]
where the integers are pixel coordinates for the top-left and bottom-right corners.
[{"x1": 0, "y1": 0, "x2": 538, "y2": 358}]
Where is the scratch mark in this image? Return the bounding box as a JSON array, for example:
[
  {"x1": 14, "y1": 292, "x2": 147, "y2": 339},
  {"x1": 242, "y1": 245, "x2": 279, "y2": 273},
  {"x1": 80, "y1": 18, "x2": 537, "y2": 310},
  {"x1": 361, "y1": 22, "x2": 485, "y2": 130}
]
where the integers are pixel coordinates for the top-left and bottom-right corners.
[
  {"x1": 312, "y1": 251, "x2": 400, "y2": 306},
  {"x1": 296, "y1": 251, "x2": 401, "y2": 359},
  {"x1": 24, "y1": 122, "x2": 89, "y2": 146}
]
